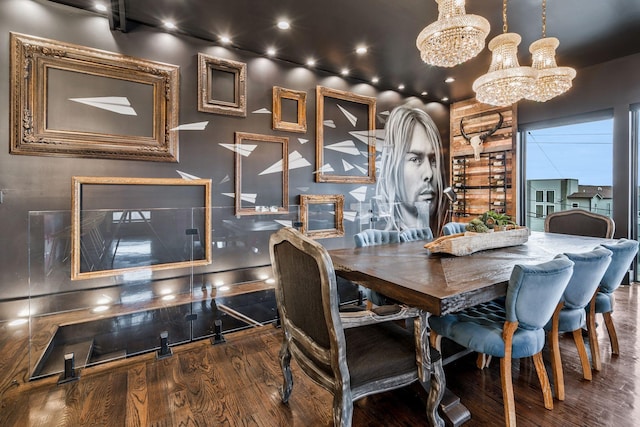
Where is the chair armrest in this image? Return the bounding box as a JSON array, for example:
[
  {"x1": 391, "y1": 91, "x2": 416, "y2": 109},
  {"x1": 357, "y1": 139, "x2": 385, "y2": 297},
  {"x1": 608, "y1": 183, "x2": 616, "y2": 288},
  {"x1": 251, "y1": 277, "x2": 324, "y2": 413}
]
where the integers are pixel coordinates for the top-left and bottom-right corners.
[{"x1": 340, "y1": 304, "x2": 420, "y2": 328}]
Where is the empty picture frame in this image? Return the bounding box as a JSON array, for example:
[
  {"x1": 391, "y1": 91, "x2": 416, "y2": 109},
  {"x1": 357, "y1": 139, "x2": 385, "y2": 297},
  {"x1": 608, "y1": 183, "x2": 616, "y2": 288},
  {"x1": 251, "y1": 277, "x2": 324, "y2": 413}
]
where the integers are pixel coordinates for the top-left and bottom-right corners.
[
  {"x1": 272, "y1": 86, "x2": 307, "y2": 133},
  {"x1": 198, "y1": 53, "x2": 247, "y2": 117},
  {"x1": 71, "y1": 176, "x2": 212, "y2": 280},
  {"x1": 299, "y1": 194, "x2": 345, "y2": 239},
  {"x1": 316, "y1": 86, "x2": 377, "y2": 183},
  {"x1": 9, "y1": 32, "x2": 180, "y2": 162},
  {"x1": 234, "y1": 132, "x2": 289, "y2": 216}
]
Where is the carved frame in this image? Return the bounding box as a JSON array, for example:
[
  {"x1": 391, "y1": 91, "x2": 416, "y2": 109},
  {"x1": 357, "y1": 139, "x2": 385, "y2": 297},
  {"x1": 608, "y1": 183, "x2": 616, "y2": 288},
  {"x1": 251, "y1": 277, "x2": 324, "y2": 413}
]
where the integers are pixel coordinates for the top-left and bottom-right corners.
[
  {"x1": 198, "y1": 53, "x2": 247, "y2": 117},
  {"x1": 71, "y1": 176, "x2": 212, "y2": 280},
  {"x1": 234, "y1": 132, "x2": 289, "y2": 216},
  {"x1": 272, "y1": 86, "x2": 307, "y2": 133},
  {"x1": 9, "y1": 32, "x2": 179, "y2": 162},
  {"x1": 299, "y1": 194, "x2": 345, "y2": 239},
  {"x1": 315, "y1": 86, "x2": 376, "y2": 183}
]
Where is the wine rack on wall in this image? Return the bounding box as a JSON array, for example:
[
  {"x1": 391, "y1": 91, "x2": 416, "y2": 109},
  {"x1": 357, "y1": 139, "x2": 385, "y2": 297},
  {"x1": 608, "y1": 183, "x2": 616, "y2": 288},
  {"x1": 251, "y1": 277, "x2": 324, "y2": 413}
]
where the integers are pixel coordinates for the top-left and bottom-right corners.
[{"x1": 449, "y1": 98, "x2": 517, "y2": 221}]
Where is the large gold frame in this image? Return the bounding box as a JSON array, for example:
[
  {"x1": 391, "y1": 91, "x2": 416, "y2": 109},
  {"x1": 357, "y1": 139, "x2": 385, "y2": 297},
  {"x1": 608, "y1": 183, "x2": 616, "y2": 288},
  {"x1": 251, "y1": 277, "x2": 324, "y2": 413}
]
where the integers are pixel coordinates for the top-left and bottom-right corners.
[
  {"x1": 315, "y1": 86, "x2": 376, "y2": 183},
  {"x1": 71, "y1": 176, "x2": 212, "y2": 280},
  {"x1": 9, "y1": 33, "x2": 180, "y2": 162}
]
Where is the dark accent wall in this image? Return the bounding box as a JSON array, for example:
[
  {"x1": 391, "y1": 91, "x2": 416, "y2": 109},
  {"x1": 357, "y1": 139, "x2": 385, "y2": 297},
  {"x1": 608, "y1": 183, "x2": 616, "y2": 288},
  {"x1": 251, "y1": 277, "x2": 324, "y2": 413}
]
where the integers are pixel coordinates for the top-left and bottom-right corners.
[{"x1": 0, "y1": 0, "x2": 449, "y2": 304}]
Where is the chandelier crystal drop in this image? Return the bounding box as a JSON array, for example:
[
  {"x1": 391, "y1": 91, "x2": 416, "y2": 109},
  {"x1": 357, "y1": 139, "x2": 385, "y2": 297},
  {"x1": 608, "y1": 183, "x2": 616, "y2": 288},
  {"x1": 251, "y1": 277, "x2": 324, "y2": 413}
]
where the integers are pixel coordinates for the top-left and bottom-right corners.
[
  {"x1": 416, "y1": 0, "x2": 490, "y2": 68},
  {"x1": 472, "y1": 33, "x2": 537, "y2": 106}
]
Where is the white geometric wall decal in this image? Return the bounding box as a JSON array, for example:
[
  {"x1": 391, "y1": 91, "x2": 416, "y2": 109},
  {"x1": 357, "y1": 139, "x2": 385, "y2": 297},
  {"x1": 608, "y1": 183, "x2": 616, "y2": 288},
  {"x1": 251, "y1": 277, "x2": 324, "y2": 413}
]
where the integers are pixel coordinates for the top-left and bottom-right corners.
[
  {"x1": 176, "y1": 170, "x2": 201, "y2": 180},
  {"x1": 343, "y1": 211, "x2": 358, "y2": 222},
  {"x1": 69, "y1": 96, "x2": 136, "y2": 115},
  {"x1": 349, "y1": 129, "x2": 386, "y2": 149},
  {"x1": 259, "y1": 151, "x2": 311, "y2": 175},
  {"x1": 315, "y1": 164, "x2": 335, "y2": 174},
  {"x1": 298, "y1": 138, "x2": 309, "y2": 144},
  {"x1": 354, "y1": 164, "x2": 368, "y2": 175},
  {"x1": 222, "y1": 192, "x2": 257, "y2": 203},
  {"x1": 219, "y1": 143, "x2": 257, "y2": 157},
  {"x1": 325, "y1": 140, "x2": 360, "y2": 155},
  {"x1": 252, "y1": 107, "x2": 271, "y2": 114},
  {"x1": 219, "y1": 175, "x2": 231, "y2": 184},
  {"x1": 297, "y1": 187, "x2": 309, "y2": 192},
  {"x1": 342, "y1": 159, "x2": 354, "y2": 171},
  {"x1": 337, "y1": 104, "x2": 358, "y2": 126},
  {"x1": 171, "y1": 121, "x2": 209, "y2": 131},
  {"x1": 323, "y1": 120, "x2": 336, "y2": 128},
  {"x1": 349, "y1": 186, "x2": 368, "y2": 202}
]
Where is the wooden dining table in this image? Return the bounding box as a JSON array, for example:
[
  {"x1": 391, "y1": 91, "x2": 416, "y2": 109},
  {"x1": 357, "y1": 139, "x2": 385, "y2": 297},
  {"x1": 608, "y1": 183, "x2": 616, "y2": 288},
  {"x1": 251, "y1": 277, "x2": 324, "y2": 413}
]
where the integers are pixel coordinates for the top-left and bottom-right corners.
[{"x1": 328, "y1": 231, "x2": 614, "y2": 426}]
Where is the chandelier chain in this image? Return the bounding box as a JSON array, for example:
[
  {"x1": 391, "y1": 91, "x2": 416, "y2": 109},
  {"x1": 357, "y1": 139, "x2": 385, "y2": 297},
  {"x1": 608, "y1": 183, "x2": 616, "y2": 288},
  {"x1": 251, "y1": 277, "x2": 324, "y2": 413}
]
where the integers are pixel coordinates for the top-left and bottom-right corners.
[
  {"x1": 502, "y1": 0, "x2": 508, "y2": 33},
  {"x1": 542, "y1": 0, "x2": 547, "y2": 37}
]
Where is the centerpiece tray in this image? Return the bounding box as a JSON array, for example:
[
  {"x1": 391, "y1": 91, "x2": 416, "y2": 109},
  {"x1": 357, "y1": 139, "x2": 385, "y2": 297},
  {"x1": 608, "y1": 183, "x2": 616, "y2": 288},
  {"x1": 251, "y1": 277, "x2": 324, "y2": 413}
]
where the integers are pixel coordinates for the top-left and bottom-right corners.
[{"x1": 425, "y1": 227, "x2": 530, "y2": 256}]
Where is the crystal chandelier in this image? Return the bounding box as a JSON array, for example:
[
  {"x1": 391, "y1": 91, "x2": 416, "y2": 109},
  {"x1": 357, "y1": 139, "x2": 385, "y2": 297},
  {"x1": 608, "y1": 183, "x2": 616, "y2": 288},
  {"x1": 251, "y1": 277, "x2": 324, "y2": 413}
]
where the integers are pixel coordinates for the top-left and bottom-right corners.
[
  {"x1": 416, "y1": 0, "x2": 490, "y2": 68},
  {"x1": 526, "y1": 0, "x2": 576, "y2": 102},
  {"x1": 472, "y1": 0, "x2": 536, "y2": 106}
]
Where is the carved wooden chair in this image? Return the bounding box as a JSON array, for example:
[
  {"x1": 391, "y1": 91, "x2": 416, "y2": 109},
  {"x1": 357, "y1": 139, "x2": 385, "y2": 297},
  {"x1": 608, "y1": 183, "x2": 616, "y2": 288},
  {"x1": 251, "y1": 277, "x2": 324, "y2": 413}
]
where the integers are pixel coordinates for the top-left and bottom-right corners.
[
  {"x1": 269, "y1": 227, "x2": 444, "y2": 427},
  {"x1": 544, "y1": 208, "x2": 615, "y2": 238},
  {"x1": 586, "y1": 239, "x2": 639, "y2": 370},
  {"x1": 429, "y1": 257, "x2": 574, "y2": 427},
  {"x1": 544, "y1": 247, "x2": 612, "y2": 401}
]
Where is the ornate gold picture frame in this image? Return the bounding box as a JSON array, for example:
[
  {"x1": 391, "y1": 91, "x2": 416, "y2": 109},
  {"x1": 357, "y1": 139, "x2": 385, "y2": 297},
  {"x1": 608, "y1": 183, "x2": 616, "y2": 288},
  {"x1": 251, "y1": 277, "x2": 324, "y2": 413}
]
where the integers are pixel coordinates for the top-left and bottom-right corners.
[
  {"x1": 315, "y1": 86, "x2": 376, "y2": 183},
  {"x1": 299, "y1": 194, "x2": 345, "y2": 239},
  {"x1": 10, "y1": 32, "x2": 179, "y2": 162},
  {"x1": 198, "y1": 53, "x2": 247, "y2": 117},
  {"x1": 71, "y1": 176, "x2": 212, "y2": 280},
  {"x1": 234, "y1": 132, "x2": 289, "y2": 216},
  {"x1": 272, "y1": 86, "x2": 307, "y2": 133}
]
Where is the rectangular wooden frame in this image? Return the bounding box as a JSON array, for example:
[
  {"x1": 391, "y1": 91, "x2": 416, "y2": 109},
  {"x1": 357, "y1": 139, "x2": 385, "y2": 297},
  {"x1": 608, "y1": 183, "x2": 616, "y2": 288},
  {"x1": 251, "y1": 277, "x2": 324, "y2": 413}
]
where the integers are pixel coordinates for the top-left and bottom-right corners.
[
  {"x1": 315, "y1": 86, "x2": 376, "y2": 183},
  {"x1": 198, "y1": 53, "x2": 247, "y2": 117},
  {"x1": 300, "y1": 194, "x2": 345, "y2": 239},
  {"x1": 71, "y1": 176, "x2": 212, "y2": 280},
  {"x1": 272, "y1": 86, "x2": 307, "y2": 133},
  {"x1": 234, "y1": 132, "x2": 289, "y2": 216},
  {"x1": 9, "y1": 32, "x2": 179, "y2": 162}
]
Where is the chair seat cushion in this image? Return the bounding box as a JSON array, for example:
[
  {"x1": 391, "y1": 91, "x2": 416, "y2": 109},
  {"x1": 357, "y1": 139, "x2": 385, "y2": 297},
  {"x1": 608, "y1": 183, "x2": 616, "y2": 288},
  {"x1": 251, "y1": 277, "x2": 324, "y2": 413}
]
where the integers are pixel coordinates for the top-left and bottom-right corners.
[
  {"x1": 544, "y1": 307, "x2": 586, "y2": 333},
  {"x1": 345, "y1": 322, "x2": 417, "y2": 389},
  {"x1": 429, "y1": 301, "x2": 546, "y2": 359},
  {"x1": 593, "y1": 291, "x2": 614, "y2": 314}
]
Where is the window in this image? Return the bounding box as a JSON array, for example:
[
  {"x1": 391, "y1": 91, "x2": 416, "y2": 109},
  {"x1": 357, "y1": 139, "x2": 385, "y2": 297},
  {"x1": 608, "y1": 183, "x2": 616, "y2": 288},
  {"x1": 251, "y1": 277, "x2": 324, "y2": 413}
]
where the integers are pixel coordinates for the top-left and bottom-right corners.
[
  {"x1": 547, "y1": 205, "x2": 555, "y2": 216},
  {"x1": 536, "y1": 205, "x2": 543, "y2": 218},
  {"x1": 536, "y1": 191, "x2": 543, "y2": 203},
  {"x1": 572, "y1": 203, "x2": 579, "y2": 208},
  {"x1": 547, "y1": 190, "x2": 555, "y2": 203}
]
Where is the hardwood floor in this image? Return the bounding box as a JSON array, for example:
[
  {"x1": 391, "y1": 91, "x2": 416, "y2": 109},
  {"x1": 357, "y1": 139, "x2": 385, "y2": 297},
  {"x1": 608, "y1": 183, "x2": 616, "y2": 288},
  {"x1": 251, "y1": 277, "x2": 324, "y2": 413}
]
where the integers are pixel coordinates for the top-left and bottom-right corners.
[{"x1": 1, "y1": 284, "x2": 639, "y2": 426}]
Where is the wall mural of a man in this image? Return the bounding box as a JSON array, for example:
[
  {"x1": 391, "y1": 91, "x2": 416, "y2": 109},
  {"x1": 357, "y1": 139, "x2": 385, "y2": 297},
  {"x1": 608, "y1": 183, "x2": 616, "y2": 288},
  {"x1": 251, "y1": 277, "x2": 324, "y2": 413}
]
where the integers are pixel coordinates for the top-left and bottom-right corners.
[{"x1": 375, "y1": 104, "x2": 447, "y2": 235}]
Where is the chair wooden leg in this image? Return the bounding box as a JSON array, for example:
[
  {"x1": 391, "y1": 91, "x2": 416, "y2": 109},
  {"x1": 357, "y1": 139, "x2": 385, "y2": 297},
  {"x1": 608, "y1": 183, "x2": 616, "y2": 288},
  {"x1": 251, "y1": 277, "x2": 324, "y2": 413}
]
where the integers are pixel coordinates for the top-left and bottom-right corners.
[
  {"x1": 586, "y1": 300, "x2": 601, "y2": 371},
  {"x1": 532, "y1": 352, "x2": 554, "y2": 410},
  {"x1": 501, "y1": 321, "x2": 518, "y2": 427},
  {"x1": 571, "y1": 329, "x2": 592, "y2": 381},
  {"x1": 476, "y1": 353, "x2": 492, "y2": 369},
  {"x1": 603, "y1": 312, "x2": 620, "y2": 355},
  {"x1": 549, "y1": 302, "x2": 565, "y2": 400},
  {"x1": 430, "y1": 331, "x2": 441, "y2": 351},
  {"x1": 279, "y1": 335, "x2": 293, "y2": 403}
]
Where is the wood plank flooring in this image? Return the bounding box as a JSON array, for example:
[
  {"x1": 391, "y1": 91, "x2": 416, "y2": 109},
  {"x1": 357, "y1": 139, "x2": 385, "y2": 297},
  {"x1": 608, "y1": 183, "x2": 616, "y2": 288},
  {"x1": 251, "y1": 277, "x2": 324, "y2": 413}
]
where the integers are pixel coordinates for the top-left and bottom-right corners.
[{"x1": 1, "y1": 284, "x2": 640, "y2": 426}]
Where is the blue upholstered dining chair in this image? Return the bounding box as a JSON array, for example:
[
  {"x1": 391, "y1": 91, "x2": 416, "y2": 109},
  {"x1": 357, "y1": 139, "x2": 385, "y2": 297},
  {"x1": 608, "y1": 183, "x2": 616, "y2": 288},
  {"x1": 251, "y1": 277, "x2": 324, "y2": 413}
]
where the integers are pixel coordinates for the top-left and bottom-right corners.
[
  {"x1": 354, "y1": 230, "x2": 402, "y2": 307},
  {"x1": 399, "y1": 227, "x2": 434, "y2": 242},
  {"x1": 544, "y1": 247, "x2": 612, "y2": 401},
  {"x1": 586, "y1": 239, "x2": 639, "y2": 370},
  {"x1": 429, "y1": 257, "x2": 574, "y2": 427},
  {"x1": 442, "y1": 221, "x2": 467, "y2": 236}
]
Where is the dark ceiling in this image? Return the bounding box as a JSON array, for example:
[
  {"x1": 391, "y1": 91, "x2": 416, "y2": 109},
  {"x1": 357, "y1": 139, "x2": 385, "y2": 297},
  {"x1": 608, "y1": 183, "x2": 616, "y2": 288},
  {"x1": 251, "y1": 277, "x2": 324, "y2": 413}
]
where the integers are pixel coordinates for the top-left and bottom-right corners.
[{"x1": 49, "y1": 0, "x2": 640, "y2": 104}]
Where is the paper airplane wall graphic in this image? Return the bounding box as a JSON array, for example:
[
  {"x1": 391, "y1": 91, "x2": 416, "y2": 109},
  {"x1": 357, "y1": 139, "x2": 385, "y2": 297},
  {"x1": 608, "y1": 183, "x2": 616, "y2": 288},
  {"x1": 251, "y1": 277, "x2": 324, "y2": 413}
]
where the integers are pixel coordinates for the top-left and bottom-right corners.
[
  {"x1": 219, "y1": 143, "x2": 257, "y2": 157},
  {"x1": 222, "y1": 192, "x2": 257, "y2": 203},
  {"x1": 325, "y1": 140, "x2": 360, "y2": 155},
  {"x1": 342, "y1": 159, "x2": 354, "y2": 171},
  {"x1": 323, "y1": 120, "x2": 336, "y2": 128},
  {"x1": 219, "y1": 175, "x2": 231, "y2": 184},
  {"x1": 298, "y1": 138, "x2": 309, "y2": 144},
  {"x1": 349, "y1": 129, "x2": 386, "y2": 149},
  {"x1": 314, "y1": 164, "x2": 335, "y2": 174},
  {"x1": 275, "y1": 220, "x2": 293, "y2": 227},
  {"x1": 176, "y1": 170, "x2": 201, "y2": 180},
  {"x1": 349, "y1": 186, "x2": 368, "y2": 202},
  {"x1": 259, "y1": 151, "x2": 311, "y2": 175},
  {"x1": 252, "y1": 108, "x2": 271, "y2": 114},
  {"x1": 343, "y1": 211, "x2": 358, "y2": 222},
  {"x1": 171, "y1": 121, "x2": 209, "y2": 131},
  {"x1": 69, "y1": 96, "x2": 137, "y2": 115},
  {"x1": 337, "y1": 104, "x2": 358, "y2": 126}
]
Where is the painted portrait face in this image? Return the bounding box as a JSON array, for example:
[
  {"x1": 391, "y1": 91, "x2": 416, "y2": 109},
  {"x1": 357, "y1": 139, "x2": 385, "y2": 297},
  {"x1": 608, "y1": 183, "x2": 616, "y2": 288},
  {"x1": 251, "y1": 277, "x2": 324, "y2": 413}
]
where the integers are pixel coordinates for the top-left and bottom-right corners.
[{"x1": 401, "y1": 123, "x2": 437, "y2": 216}]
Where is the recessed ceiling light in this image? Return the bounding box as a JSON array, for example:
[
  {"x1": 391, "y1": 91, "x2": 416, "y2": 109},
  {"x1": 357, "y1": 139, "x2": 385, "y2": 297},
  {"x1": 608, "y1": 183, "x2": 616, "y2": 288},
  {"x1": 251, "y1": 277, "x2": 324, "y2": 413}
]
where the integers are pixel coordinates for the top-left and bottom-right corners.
[
  {"x1": 306, "y1": 58, "x2": 316, "y2": 67},
  {"x1": 220, "y1": 35, "x2": 231, "y2": 44},
  {"x1": 277, "y1": 20, "x2": 290, "y2": 30},
  {"x1": 441, "y1": 97, "x2": 450, "y2": 102},
  {"x1": 421, "y1": 91, "x2": 428, "y2": 96},
  {"x1": 163, "y1": 21, "x2": 176, "y2": 30},
  {"x1": 95, "y1": 3, "x2": 107, "y2": 12},
  {"x1": 445, "y1": 77, "x2": 455, "y2": 83},
  {"x1": 371, "y1": 76, "x2": 379, "y2": 84},
  {"x1": 356, "y1": 45, "x2": 368, "y2": 55},
  {"x1": 341, "y1": 68, "x2": 349, "y2": 76},
  {"x1": 266, "y1": 47, "x2": 276, "y2": 56},
  {"x1": 398, "y1": 84, "x2": 405, "y2": 90}
]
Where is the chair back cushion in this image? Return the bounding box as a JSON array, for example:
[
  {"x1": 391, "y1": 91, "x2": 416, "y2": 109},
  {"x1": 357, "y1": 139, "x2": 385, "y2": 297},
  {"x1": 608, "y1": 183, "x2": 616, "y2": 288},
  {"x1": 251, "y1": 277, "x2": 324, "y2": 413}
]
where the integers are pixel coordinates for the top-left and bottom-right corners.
[
  {"x1": 442, "y1": 222, "x2": 467, "y2": 236},
  {"x1": 544, "y1": 209, "x2": 614, "y2": 238},
  {"x1": 354, "y1": 229, "x2": 401, "y2": 247},
  {"x1": 599, "y1": 239, "x2": 639, "y2": 294},
  {"x1": 505, "y1": 256, "x2": 574, "y2": 330},
  {"x1": 399, "y1": 227, "x2": 433, "y2": 242},
  {"x1": 561, "y1": 247, "x2": 612, "y2": 309}
]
